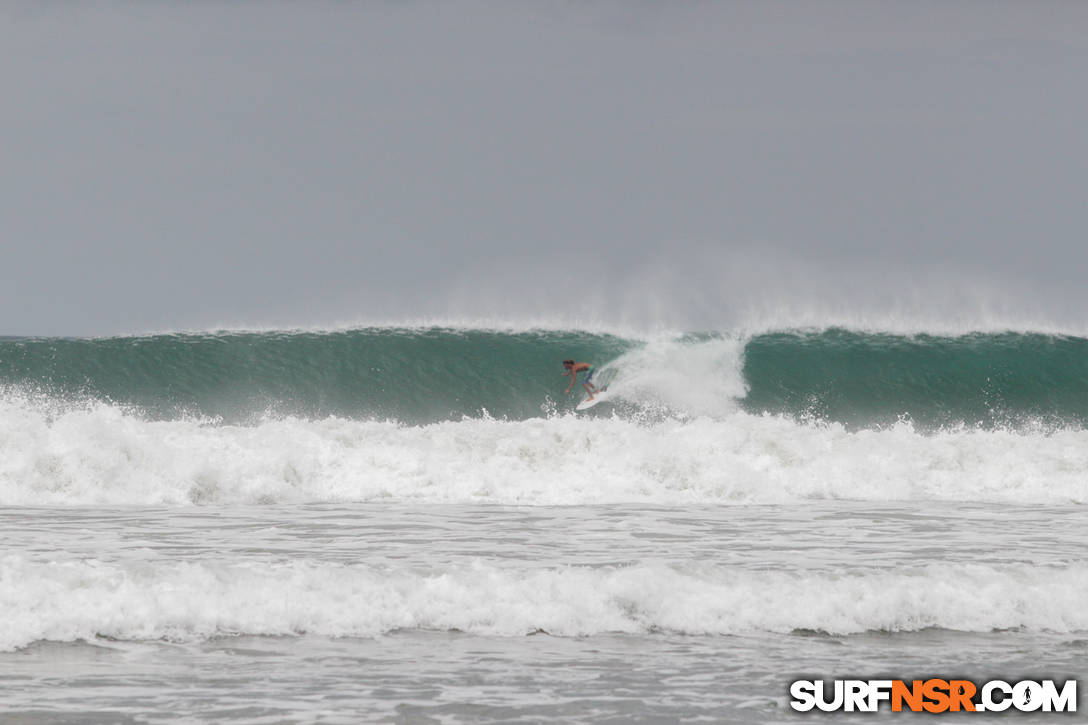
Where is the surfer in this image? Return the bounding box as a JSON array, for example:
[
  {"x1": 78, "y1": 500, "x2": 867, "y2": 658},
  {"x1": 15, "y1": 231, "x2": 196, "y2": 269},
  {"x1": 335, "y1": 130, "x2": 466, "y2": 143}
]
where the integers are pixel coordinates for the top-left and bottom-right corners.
[{"x1": 563, "y1": 359, "x2": 599, "y2": 400}]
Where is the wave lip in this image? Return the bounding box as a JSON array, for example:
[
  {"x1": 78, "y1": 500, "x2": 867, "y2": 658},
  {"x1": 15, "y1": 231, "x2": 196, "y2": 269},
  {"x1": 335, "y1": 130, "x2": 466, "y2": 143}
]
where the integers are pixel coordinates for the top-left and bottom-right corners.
[{"x1": 3, "y1": 556, "x2": 1085, "y2": 651}]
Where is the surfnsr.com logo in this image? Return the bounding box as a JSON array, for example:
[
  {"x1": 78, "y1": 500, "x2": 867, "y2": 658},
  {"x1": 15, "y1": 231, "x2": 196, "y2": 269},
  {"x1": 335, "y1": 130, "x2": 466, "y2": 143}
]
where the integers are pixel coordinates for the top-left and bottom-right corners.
[{"x1": 789, "y1": 679, "x2": 1077, "y2": 713}]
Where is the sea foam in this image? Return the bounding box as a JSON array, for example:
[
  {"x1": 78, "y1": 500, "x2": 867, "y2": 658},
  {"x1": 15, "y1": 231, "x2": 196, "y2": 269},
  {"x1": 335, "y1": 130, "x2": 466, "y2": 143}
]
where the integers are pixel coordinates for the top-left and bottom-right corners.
[
  {"x1": 2, "y1": 555, "x2": 1085, "y2": 651},
  {"x1": 2, "y1": 390, "x2": 1086, "y2": 506}
]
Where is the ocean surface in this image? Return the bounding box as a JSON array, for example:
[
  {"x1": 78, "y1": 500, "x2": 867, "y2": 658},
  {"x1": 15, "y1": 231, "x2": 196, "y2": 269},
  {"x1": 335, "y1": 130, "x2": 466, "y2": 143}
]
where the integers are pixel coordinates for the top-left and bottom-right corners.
[{"x1": 1, "y1": 326, "x2": 1085, "y2": 723}]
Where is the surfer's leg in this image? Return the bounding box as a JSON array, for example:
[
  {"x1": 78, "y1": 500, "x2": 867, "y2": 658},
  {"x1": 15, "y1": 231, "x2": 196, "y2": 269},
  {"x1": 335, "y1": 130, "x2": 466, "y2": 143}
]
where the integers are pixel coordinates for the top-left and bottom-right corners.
[{"x1": 582, "y1": 383, "x2": 595, "y2": 399}]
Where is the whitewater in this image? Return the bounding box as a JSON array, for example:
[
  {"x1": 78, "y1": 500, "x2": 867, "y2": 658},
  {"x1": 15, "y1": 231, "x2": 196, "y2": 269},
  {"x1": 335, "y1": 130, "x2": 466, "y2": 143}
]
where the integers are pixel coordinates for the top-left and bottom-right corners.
[{"x1": 2, "y1": 326, "x2": 1086, "y2": 722}]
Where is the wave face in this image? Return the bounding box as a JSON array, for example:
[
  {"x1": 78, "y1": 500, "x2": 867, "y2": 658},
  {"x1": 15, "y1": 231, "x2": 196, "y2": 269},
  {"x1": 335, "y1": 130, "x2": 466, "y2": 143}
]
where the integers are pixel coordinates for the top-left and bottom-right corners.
[
  {"x1": 3, "y1": 327, "x2": 1088, "y2": 429},
  {"x1": 0, "y1": 330, "x2": 636, "y2": 424},
  {"x1": 742, "y1": 330, "x2": 1088, "y2": 429}
]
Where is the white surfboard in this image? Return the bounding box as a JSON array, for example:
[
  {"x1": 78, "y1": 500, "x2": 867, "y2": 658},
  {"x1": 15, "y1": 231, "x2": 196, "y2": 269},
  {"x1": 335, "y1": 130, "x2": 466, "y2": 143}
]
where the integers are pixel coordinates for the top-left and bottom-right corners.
[{"x1": 576, "y1": 389, "x2": 611, "y2": 411}]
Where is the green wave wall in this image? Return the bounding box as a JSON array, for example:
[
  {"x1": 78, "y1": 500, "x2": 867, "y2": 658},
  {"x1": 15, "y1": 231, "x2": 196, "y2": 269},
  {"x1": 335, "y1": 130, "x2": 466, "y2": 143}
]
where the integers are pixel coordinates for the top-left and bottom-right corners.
[
  {"x1": 4, "y1": 327, "x2": 1088, "y2": 429},
  {"x1": 741, "y1": 329, "x2": 1088, "y2": 428},
  {"x1": 0, "y1": 329, "x2": 636, "y2": 423}
]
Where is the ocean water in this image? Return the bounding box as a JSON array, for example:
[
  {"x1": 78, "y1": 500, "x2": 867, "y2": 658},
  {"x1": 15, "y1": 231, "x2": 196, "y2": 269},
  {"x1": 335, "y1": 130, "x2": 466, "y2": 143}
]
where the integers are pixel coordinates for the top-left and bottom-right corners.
[{"x1": 1, "y1": 327, "x2": 1085, "y2": 722}]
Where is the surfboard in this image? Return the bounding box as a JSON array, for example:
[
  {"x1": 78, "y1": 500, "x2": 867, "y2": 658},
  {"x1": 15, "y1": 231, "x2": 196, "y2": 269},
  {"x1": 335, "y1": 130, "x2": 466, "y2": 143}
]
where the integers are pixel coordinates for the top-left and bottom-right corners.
[{"x1": 576, "y1": 388, "x2": 611, "y2": 411}]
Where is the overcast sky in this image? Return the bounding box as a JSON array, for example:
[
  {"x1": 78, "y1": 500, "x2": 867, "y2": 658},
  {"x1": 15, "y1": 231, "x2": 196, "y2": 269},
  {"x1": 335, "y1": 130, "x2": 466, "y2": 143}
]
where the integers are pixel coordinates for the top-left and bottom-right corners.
[{"x1": 3, "y1": 1, "x2": 1087, "y2": 335}]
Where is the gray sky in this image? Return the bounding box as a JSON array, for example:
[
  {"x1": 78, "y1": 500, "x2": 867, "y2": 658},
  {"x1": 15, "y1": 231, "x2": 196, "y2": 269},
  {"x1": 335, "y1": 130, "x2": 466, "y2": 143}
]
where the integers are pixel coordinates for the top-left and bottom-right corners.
[{"x1": 3, "y1": 1, "x2": 1087, "y2": 335}]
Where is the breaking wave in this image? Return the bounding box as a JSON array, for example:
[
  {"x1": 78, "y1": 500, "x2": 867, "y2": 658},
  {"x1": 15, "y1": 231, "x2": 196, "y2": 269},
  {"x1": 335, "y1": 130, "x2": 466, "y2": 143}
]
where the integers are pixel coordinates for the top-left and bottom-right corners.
[{"x1": 3, "y1": 555, "x2": 1085, "y2": 651}]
